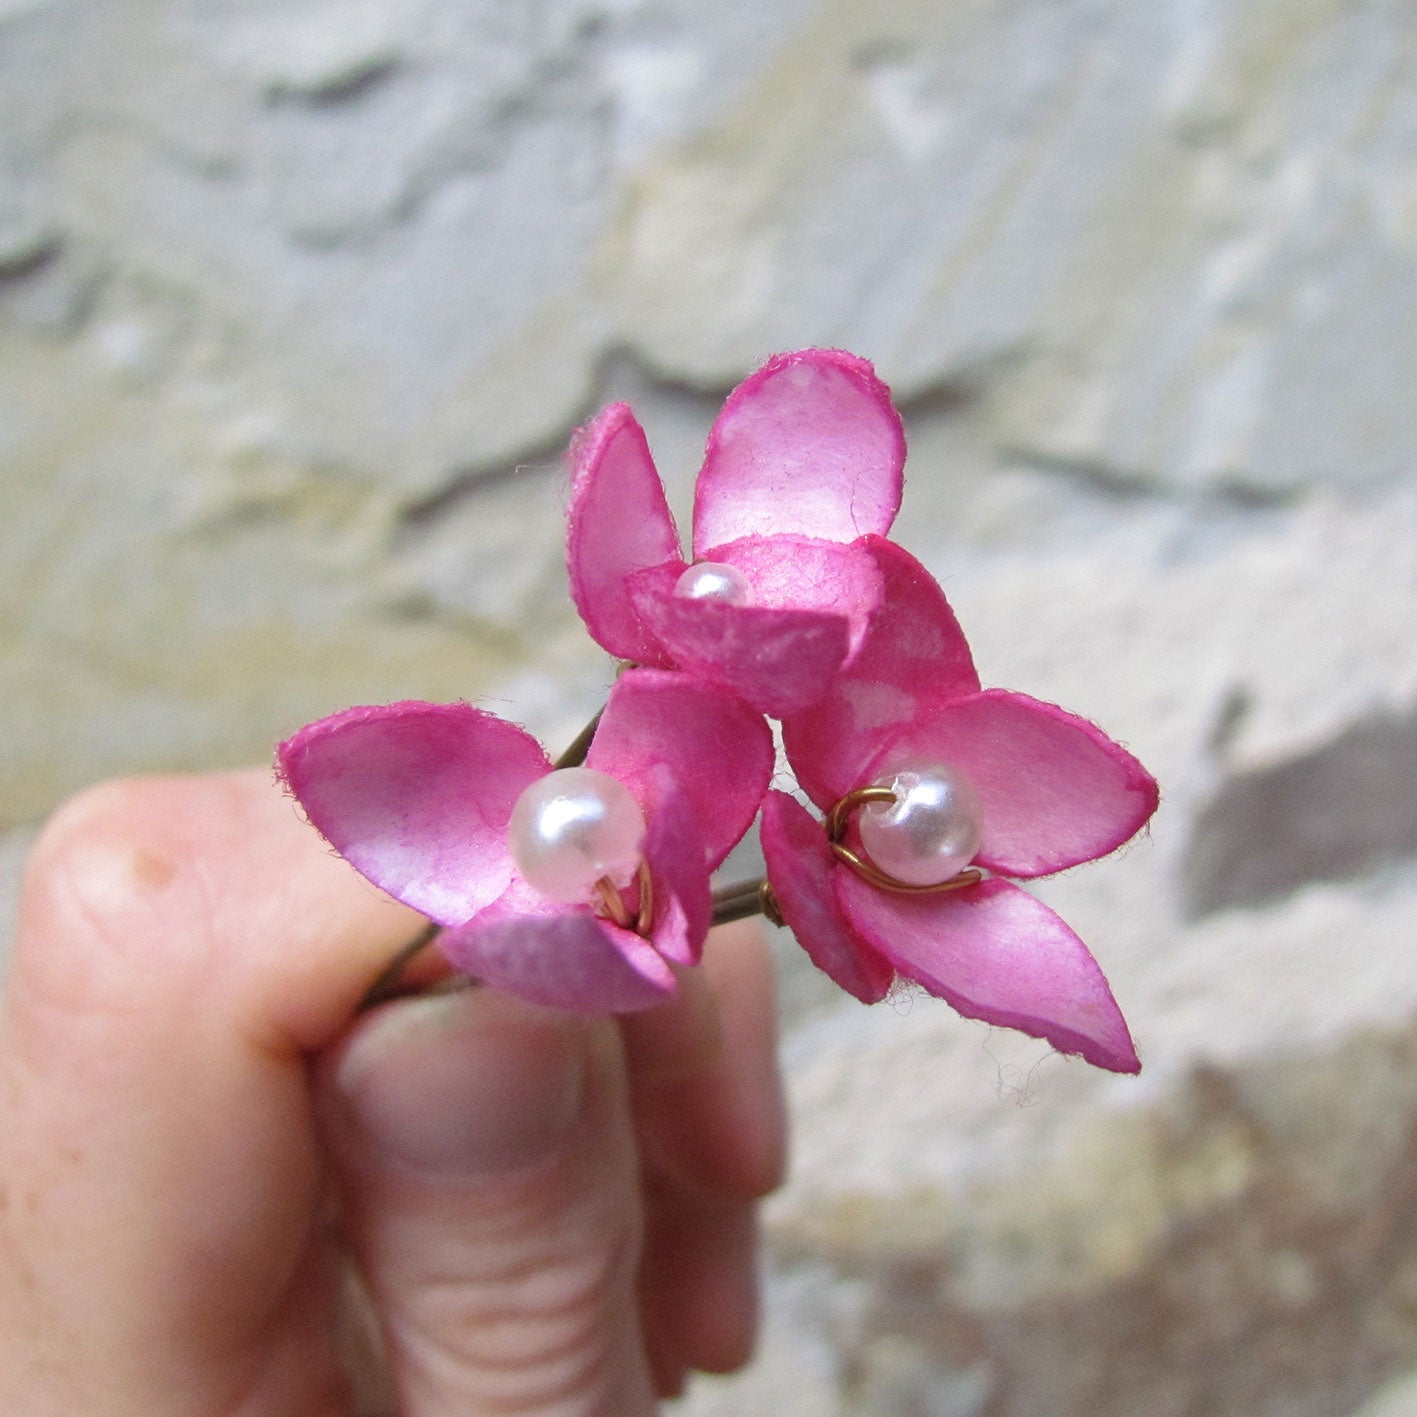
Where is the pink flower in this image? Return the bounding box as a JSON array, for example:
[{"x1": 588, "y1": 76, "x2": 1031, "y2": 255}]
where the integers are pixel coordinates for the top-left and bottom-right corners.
[
  {"x1": 566, "y1": 348, "x2": 906, "y2": 717},
  {"x1": 276, "y1": 670, "x2": 773, "y2": 1012},
  {"x1": 763, "y1": 538, "x2": 1159, "y2": 1073}
]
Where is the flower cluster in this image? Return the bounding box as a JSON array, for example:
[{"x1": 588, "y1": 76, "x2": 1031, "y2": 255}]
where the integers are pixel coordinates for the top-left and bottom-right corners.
[{"x1": 278, "y1": 349, "x2": 1158, "y2": 1073}]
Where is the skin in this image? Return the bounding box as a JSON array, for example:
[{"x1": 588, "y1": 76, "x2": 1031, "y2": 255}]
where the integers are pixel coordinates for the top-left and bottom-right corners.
[{"x1": 0, "y1": 769, "x2": 786, "y2": 1416}]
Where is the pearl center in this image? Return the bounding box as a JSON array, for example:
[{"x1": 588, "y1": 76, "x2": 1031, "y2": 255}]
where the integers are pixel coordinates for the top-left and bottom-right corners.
[
  {"x1": 673, "y1": 560, "x2": 752, "y2": 606},
  {"x1": 508, "y1": 767, "x2": 647, "y2": 905},
  {"x1": 856, "y1": 760, "x2": 983, "y2": 887}
]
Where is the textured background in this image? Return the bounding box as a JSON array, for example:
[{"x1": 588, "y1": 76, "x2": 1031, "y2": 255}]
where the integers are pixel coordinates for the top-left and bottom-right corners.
[{"x1": 4, "y1": 1, "x2": 1417, "y2": 1413}]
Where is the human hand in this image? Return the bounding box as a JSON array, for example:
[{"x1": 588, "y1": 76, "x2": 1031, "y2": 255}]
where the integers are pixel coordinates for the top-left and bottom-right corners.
[{"x1": 0, "y1": 770, "x2": 785, "y2": 1415}]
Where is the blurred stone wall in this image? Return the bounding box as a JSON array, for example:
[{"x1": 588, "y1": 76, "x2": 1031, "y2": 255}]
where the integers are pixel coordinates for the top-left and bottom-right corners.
[{"x1": 4, "y1": 1, "x2": 1417, "y2": 1413}]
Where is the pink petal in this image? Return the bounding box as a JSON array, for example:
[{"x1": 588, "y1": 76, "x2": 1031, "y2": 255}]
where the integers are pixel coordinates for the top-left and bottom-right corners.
[
  {"x1": 586, "y1": 669, "x2": 773, "y2": 871},
  {"x1": 632, "y1": 589, "x2": 853, "y2": 718},
  {"x1": 440, "y1": 877, "x2": 678, "y2": 1013},
  {"x1": 693, "y1": 349, "x2": 905, "y2": 552},
  {"x1": 276, "y1": 701, "x2": 549, "y2": 926},
  {"x1": 865, "y1": 690, "x2": 1159, "y2": 877},
  {"x1": 783, "y1": 536, "x2": 979, "y2": 809},
  {"x1": 639, "y1": 771, "x2": 712, "y2": 966},
  {"x1": 566, "y1": 402, "x2": 685, "y2": 665},
  {"x1": 837, "y1": 874, "x2": 1140, "y2": 1073},
  {"x1": 713, "y1": 533, "x2": 884, "y2": 655},
  {"x1": 760, "y1": 791, "x2": 895, "y2": 1003}
]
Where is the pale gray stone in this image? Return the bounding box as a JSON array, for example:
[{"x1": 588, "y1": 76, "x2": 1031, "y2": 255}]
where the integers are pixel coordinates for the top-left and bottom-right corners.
[
  {"x1": 1183, "y1": 702, "x2": 1417, "y2": 917},
  {"x1": 1352, "y1": 1368, "x2": 1417, "y2": 1417},
  {"x1": 0, "y1": 827, "x2": 36, "y2": 984},
  {"x1": 607, "y1": 0, "x2": 1417, "y2": 493},
  {"x1": 0, "y1": 0, "x2": 818, "y2": 490}
]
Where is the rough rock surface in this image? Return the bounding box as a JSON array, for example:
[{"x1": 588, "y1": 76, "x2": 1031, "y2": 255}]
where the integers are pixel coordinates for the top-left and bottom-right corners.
[{"x1": 4, "y1": 2, "x2": 1417, "y2": 1413}]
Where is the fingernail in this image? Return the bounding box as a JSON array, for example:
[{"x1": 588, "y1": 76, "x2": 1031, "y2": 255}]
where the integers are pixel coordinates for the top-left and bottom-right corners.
[{"x1": 335, "y1": 988, "x2": 587, "y2": 1178}]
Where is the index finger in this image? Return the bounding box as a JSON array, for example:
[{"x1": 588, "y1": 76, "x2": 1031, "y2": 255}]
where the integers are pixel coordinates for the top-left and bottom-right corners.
[{"x1": 0, "y1": 769, "x2": 421, "y2": 1415}]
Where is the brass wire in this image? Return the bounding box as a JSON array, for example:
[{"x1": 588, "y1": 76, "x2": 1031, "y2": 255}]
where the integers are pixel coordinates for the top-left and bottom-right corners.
[
  {"x1": 594, "y1": 859, "x2": 654, "y2": 936},
  {"x1": 826, "y1": 784, "x2": 984, "y2": 896}
]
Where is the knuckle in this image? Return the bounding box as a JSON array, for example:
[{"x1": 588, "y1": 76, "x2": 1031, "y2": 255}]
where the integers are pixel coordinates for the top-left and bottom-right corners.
[
  {"x1": 410, "y1": 1222, "x2": 643, "y2": 1410},
  {"x1": 23, "y1": 777, "x2": 187, "y2": 929},
  {"x1": 14, "y1": 776, "x2": 213, "y2": 1018},
  {"x1": 26, "y1": 776, "x2": 155, "y2": 867}
]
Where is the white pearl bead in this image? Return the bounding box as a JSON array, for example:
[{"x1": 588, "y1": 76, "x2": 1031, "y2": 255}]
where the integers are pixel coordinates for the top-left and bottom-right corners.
[
  {"x1": 857, "y1": 760, "x2": 983, "y2": 886},
  {"x1": 508, "y1": 767, "x2": 647, "y2": 905},
  {"x1": 674, "y1": 560, "x2": 752, "y2": 606}
]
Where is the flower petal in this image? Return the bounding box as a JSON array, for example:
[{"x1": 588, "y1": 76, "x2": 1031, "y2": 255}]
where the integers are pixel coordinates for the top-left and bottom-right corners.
[
  {"x1": 760, "y1": 790, "x2": 895, "y2": 1003},
  {"x1": 440, "y1": 877, "x2": 678, "y2": 1013},
  {"x1": 276, "y1": 701, "x2": 549, "y2": 926},
  {"x1": 714, "y1": 533, "x2": 884, "y2": 655},
  {"x1": 783, "y1": 536, "x2": 980, "y2": 809},
  {"x1": 566, "y1": 402, "x2": 685, "y2": 665},
  {"x1": 693, "y1": 349, "x2": 905, "y2": 552},
  {"x1": 865, "y1": 690, "x2": 1159, "y2": 877},
  {"x1": 586, "y1": 669, "x2": 773, "y2": 871},
  {"x1": 632, "y1": 589, "x2": 854, "y2": 718},
  {"x1": 639, "y1": 771, "x2": 713, "y2": 966},
  {"x1": 837, "y1": 875, "x2": 1140, "y2": 1073}
]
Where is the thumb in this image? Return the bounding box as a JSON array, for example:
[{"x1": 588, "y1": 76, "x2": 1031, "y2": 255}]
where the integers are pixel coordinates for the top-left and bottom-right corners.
[{"x1": 319, "y1": 986, "x2": 656, "y2": 1417}]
